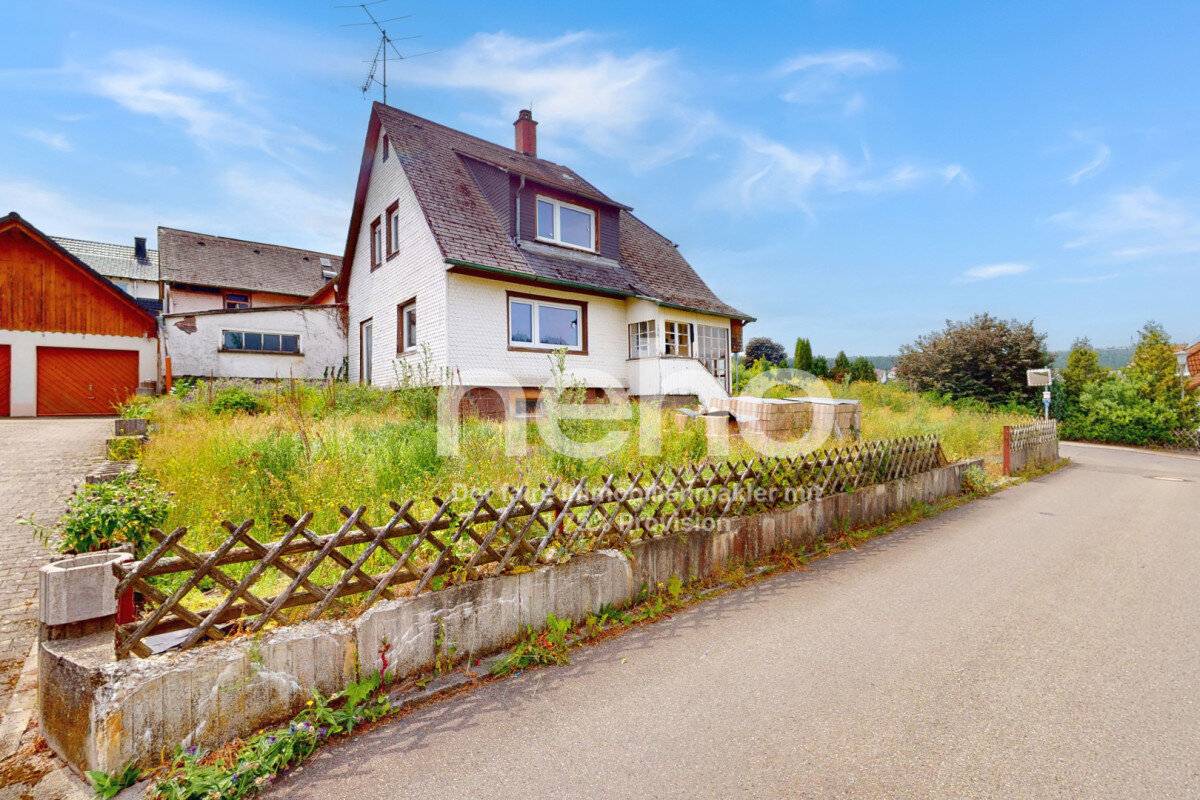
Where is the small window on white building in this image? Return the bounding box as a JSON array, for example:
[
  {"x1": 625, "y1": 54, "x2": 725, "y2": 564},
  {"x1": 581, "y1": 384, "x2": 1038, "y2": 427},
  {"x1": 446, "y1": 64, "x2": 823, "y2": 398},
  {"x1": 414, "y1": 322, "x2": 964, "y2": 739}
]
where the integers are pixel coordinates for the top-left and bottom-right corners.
[
  {"x1": 222, "y1": 331, "x2": 300, "y2": 354},
  {"x1": 370, "y1": 217, "x2": 383, "y2": 269},
  {"x1": 386, "y1": 201, "x2": 400, "y2": 258},
  {"x1": 534, "y1": 196, "x2": 595, "y2": 251},
  {"x1": 397, "y1": 300, "x2": 417, "y2": 352},
  {"x1": 360, "y1": 319, "x2": 374, "y2": 385},
  {"x1": 664, "y1": 321, "x2": 691, "y2": 357},
  {"x1": 628, "y1": 320, "x2": 657, "y2": 359},
  {"x1": 508, "y1": 295, "x2": 585, "y2": 351},
  {"x1": 224, "y1": 292, "x2": 251, "y2": 310}
]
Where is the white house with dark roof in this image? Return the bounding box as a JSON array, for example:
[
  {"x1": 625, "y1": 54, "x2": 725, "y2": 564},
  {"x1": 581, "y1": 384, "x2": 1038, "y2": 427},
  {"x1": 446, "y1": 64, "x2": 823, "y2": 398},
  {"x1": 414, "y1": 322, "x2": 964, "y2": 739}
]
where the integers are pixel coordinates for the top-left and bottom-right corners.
[{"x1": 339, "y1": 103, "x2": 752, "y2": 414}]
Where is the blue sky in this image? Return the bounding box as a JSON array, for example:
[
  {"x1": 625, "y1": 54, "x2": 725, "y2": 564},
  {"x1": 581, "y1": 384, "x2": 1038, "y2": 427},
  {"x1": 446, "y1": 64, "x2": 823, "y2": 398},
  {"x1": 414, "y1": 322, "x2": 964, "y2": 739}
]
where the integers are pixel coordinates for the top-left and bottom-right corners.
[{"x1": 3, "y1": 1, "x2": 1198, "y2": 355}]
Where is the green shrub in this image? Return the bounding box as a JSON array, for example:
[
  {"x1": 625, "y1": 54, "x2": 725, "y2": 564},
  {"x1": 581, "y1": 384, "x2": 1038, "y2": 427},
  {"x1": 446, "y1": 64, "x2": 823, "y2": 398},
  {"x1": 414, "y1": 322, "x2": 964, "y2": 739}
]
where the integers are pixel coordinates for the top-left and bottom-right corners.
[
  {"x1": 211, "y1": 386, "x2": 266, "y2": 415},
  {"x1": 1060, "y1": 376, "x2": 1177, "y2": 445},
  {"x1": 23, "y1": 476, "x2": 171, "y2": 556}
]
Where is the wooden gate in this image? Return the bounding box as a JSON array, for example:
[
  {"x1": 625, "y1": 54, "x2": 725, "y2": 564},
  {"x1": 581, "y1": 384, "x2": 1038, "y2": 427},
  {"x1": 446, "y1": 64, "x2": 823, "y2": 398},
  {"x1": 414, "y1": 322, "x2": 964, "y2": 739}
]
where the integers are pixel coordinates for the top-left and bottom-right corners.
[{"x1": 36, "y1": 347, "x2": 139, "y2": 416}]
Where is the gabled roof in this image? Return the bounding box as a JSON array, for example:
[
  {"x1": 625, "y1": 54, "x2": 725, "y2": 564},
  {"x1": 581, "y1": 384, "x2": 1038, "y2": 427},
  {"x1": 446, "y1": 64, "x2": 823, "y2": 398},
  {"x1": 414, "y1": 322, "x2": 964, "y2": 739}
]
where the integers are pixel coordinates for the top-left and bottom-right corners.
[
  {"x1": 52, "y1": 236, "x2": 159, "y2": 283},
  {"x1": 0, "y1": 212, "x2": 158, "y2": 331},
  {"x1": 339, "y1": 103, "x2": 752, "y2": 321},
  {"x1": 158, "y1": 227, "x2": 342, "y2": 297}
]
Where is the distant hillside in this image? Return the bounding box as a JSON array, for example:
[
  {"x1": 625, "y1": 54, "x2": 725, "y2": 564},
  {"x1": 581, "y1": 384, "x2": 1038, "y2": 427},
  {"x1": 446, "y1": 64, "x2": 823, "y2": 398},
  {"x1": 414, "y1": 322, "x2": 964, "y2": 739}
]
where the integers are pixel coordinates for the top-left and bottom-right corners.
[{"x1": 864, "y1": 347, "x2": 1136, "y2": 373}]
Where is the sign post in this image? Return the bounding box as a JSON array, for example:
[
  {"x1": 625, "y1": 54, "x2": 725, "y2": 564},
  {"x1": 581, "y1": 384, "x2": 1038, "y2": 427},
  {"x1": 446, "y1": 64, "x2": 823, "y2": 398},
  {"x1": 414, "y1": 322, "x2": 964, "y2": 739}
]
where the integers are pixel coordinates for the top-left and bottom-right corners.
[{"x1": 1027, "y1": 369, "x2": 1053, "y2": 420}]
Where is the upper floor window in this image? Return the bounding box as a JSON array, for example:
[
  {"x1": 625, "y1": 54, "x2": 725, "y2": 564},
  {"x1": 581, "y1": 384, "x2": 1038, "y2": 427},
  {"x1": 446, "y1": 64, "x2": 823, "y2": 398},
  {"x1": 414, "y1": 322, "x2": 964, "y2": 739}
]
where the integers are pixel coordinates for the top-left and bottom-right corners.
[
  {"x1": 224, "y1": 291, "x2": 251, "y2": 310},
  {"x1": 629, "y1": 320, "x2": 657, "y2": 359},
  {"x1": 508, "y1": 293, "x2": 586, "y2": 352},
  {"x1": 222, "y1": 330, "x2": 300, "y2": 354},
  {"x1": 386, "y1": 201, "x2": 400, "y2": 258},
  {"x1": 370, "y1": 217, "x2": 382, "y2": 269},
  {"x1": 381, "y1": 134, "x2": 389, "y2": 161},
  {"x1": 535, "y1": 195, "x2": 595, "y2": 251},
  {"x1": 664, "y1": 320, "x2": 691, "y2": 357}
]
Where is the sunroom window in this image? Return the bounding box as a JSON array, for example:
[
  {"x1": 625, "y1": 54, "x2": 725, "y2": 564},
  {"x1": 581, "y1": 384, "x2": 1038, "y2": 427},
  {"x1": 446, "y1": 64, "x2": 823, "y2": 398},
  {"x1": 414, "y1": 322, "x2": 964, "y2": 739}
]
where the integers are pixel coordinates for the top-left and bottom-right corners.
[
  {"x1": 509, "y1": 296, "x2": 584, "y2": 351},
  {"x1": 629, "y1": 320, "x2": 657, "y2": 359},
  {"x1": 535, "y1": 196, "x2": 595, "y2": 251}
]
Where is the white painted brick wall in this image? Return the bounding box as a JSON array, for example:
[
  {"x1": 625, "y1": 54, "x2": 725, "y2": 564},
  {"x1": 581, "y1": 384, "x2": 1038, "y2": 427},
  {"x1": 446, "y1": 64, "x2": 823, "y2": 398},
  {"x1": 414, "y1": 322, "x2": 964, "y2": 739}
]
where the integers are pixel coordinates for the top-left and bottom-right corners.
[{"x1": 346, "y1": 127, "x2": 449, "y2": 387}]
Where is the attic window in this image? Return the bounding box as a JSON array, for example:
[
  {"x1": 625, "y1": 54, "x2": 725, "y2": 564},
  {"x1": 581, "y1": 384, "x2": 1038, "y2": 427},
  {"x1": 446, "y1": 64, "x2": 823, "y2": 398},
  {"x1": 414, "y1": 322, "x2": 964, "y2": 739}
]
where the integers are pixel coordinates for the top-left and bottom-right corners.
[
  {"x1": 535, "y1": 195, "x2": 595, "y2": 251},
  {"x1": 381, "y1": 134, "x2": 389, "y2": 161}
]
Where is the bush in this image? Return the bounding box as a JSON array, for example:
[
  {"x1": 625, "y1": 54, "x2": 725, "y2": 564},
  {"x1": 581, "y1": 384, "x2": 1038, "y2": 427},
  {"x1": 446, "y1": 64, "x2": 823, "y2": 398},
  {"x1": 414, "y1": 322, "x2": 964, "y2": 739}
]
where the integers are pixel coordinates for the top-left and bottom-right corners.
[
  {"x1": 211, "y1": 385, "x2": 266, "y2": 415},
  {"x1": 24, "y1": 476, "x2": 171, "y2": 556},
  {"x1": 1060, "y1": 376, "x2": 1177, "y2": 445}
]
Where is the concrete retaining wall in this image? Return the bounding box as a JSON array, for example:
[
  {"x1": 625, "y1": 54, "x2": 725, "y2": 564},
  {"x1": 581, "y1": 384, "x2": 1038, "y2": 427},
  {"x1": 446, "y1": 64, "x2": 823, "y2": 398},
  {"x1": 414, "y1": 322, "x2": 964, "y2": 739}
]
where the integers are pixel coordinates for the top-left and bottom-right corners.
[{"x1": 40, "y1": 458, "x2": 981, "y2": 773}]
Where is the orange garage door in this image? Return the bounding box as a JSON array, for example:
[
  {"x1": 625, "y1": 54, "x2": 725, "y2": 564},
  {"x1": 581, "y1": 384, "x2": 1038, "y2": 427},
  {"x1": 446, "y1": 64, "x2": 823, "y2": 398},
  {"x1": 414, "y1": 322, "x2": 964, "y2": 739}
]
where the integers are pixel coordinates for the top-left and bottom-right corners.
[
  {"x1": 0, "y1": 345, "x2": 10, "y2": 417},
  {"x1": 37, "y1": 347, "x2": 140, "y2": 416}
]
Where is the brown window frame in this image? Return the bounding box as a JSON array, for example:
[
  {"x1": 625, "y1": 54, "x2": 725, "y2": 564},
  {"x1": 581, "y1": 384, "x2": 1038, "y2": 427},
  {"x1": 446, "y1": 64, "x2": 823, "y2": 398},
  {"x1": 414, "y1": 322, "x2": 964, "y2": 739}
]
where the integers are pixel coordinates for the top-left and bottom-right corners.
[
  {"x1": 385, "y1": 201, "x2": 400, "y2": 259},
  {"x1": 396, "y1": 296, "x2": 417, "y2": 354},
  {"x1": 505, "y1": 289, "x2": 588, "y2": 355},
  {"x1": 223, "y1": 290, "x2": 251, "y2": 310},
  {"x1": 369, "y1": 217, "x2": 382, "y2": 270}
]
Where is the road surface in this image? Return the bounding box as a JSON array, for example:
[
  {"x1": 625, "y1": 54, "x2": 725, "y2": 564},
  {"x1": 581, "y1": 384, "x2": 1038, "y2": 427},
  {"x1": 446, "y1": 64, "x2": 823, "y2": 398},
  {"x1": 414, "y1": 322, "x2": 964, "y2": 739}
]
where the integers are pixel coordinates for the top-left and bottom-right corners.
[{"x1": 276, "y1": 443, "x2": 1200, "y2": 799}]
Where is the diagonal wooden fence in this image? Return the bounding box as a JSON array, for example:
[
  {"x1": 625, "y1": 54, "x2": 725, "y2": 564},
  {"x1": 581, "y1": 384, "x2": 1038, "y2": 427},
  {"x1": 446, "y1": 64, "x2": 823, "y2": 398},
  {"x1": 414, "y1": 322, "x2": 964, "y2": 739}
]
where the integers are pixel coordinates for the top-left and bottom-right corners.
[{"x1": 113, "y1": 436, "x2": 946, "y2": 658}]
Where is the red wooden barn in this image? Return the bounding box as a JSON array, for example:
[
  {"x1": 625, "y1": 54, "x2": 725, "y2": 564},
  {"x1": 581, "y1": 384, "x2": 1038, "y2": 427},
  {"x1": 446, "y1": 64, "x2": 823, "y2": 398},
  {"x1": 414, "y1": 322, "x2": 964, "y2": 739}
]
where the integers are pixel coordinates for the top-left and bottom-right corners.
[{"x1": 0, "y1": 212, "x2": 158, "y2": 417}]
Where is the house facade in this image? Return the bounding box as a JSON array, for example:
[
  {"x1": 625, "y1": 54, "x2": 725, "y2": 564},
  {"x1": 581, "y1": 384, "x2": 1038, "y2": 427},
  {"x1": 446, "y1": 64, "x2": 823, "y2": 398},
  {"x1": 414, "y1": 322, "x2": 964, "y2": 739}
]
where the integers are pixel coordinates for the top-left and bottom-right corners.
[
  {"x1": 0, "y1": 213, "x2": 158, "y2": 417},
  {"x1": 52, "y1": 235, "x2": 162, "y2": 315},
  {"x1": 156, "y1": 228, "x2": 347, "y2": 380},
  {"x1": 340, "y1": 104, "x2": 751, "y2": 414}
]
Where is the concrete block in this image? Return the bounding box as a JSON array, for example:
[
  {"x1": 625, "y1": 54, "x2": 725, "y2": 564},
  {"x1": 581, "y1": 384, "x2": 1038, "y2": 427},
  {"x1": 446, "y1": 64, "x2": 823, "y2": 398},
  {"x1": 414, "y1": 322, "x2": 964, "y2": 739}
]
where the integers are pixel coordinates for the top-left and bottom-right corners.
[{"x1": 39, "y1": 551, "x2": 132, "y2": 629}]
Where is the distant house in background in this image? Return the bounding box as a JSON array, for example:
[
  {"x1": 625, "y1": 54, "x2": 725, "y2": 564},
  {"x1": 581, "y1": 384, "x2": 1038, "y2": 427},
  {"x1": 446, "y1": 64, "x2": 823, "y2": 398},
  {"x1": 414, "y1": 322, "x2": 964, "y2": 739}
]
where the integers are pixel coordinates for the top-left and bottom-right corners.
[
  {"x1": 156, "y1": 228, "x2": 347, "y2": 381},
  {"x1": 1176, "y1": 342, "x2": 1200, "y2": 391},
  {"x1": 1, "y1": 213, "x2": 158, "y2": 417},
  {"x1": 52, "y1": 234, "x2": 162, "y2": 315}
]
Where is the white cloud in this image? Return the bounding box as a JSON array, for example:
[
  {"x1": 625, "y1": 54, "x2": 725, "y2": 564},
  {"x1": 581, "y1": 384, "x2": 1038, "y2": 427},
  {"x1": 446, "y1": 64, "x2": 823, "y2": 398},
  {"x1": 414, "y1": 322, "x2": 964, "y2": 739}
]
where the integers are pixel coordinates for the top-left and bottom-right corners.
[
  {"x1": 1052, "y1": 187, "x2": 1200, "y2": 261},
  {"x1": 959, "y1": 262, "x2": 1032, "y2": 281},
  {"x1": 715, "y1": 132, "x2": 965, "y2": 213},
  {"x1": 219, "y1": 169, "x2": 348, "y2": 253},
  {"x1": 23, "y1": 130, "x2": 72, "y2": 151},
  {"x1": 1068, "y1": 142, "x2": 1110, "y2": 185},
  {"x1": 773, "y1": 48, "x2": 897, "y2": 110},
  {"x1": 86, "y1": 49, "x2": 327, "y2": 158},
  {"x1": 0, "y1": 176, "x2": 157, "y2": 242},
  {"x1": 398, "y1": 32, "x2": 701, "y2": 165}
]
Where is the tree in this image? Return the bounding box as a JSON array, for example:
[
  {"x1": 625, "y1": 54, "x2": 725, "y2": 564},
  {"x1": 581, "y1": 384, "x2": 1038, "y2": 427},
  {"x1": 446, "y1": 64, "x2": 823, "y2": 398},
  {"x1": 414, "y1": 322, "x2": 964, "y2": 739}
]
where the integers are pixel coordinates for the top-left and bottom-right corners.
[
  {"x1": 1061, "y1": 338, "x2": 1108, "y2": 403},
  {"x1": 894, "y1": 313, "x2": 1049, "y2": 405},
  {"x1": 1125, "y1": 321, "x2": 1198, "y2": 428},
  {"x1": 831, "y1": 351, "x2": 852, "y2": 382},
  {"x1": 850, "y1": 357, "x2": 877, "y2": 383},
  {"x1": 793, "y1": 337, "x2": 813, "y2": 373},
  {"x1": 745, "y1": 337, "x2": 788, "y2": 366},
  {"x1": 810, "y1": 356, "x2": 829, "y2": 378}
]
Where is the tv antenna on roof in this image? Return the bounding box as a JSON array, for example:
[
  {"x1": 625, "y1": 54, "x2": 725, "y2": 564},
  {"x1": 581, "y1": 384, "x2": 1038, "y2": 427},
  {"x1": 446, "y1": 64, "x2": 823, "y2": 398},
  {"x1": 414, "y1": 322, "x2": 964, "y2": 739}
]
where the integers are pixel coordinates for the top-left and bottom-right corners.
[{"x1": 337, "y1": 0, "x2": 439, "y2": 105}]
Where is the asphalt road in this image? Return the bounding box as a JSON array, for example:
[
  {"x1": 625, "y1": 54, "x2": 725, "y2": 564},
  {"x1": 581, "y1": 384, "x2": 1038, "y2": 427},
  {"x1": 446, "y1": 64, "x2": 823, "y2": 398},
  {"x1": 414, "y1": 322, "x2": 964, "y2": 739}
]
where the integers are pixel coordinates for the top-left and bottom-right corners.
[{"x1": 276, "y1": 443, "x2": 1200, "y2": 799}]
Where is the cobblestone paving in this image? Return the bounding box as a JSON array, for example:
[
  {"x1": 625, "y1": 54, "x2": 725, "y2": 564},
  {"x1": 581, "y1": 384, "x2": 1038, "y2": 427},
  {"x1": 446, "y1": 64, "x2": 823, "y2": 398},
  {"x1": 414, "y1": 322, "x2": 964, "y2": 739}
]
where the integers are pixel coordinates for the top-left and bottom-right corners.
[{"x1": 0, "y1": 419, "x2": 110, "y2": 713}]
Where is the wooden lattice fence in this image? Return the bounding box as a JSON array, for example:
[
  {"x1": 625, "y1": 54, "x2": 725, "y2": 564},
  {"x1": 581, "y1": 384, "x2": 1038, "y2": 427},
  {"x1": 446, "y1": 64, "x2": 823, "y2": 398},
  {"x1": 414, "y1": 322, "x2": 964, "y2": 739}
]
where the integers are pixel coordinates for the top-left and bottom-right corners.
[
  {"x1": 113, "y1": 436, "x2": 946, "y2": 658},
  {"x1": 1002, "y1": 420, "x2": 1059, "y2": 475},
  {"x1": 1168, "y1": 429, "x2": 1200, "y2": 451}
]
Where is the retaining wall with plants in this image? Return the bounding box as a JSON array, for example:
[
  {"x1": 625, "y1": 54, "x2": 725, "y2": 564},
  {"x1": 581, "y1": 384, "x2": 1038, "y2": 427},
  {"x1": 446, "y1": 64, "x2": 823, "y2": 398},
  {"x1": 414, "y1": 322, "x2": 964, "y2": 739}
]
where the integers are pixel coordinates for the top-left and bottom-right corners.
[{"x1": 39, "y1": 458, "x2": 981, "y2": 774}]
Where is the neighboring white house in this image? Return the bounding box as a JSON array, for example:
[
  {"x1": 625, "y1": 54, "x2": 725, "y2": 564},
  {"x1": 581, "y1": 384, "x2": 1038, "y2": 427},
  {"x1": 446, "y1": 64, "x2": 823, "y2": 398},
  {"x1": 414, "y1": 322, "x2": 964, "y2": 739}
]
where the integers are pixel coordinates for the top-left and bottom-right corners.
[
  {"x1": 162, "y1": 304, "x2": 346, "y2": 380},
  {"x1": 338, "y1": 104, "x2": 752, "y2": 415}
]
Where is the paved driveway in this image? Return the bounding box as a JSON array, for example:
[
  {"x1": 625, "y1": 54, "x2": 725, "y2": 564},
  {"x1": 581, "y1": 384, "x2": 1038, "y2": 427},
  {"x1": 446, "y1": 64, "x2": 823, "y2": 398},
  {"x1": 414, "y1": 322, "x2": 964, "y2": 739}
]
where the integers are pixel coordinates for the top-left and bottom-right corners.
[
  {"x1": 0, "y1": 418, "x2": 110, "y2": 713},
  {"x1": 276, "y1": 443, "x2": 1200, "y2": 799}
]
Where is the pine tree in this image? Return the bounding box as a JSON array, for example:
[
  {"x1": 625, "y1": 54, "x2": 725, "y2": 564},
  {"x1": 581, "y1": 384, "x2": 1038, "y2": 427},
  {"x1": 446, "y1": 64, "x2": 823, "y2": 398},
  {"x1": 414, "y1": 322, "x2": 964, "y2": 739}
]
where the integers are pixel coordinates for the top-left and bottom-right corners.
[
  {"x1": 793, "y1": 337, "x2": 813, "y2": 373},
  {"x1": 831, "y1": 351, "x2": 851, "y2": 381}
]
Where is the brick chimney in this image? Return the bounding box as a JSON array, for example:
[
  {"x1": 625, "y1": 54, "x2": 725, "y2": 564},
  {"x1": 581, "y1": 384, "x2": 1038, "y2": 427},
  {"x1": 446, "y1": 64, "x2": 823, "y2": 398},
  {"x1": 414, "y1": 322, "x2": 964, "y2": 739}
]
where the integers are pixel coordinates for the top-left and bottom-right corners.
[{"x1": 514, "y1": 109, "x2": 537, "y2": 157}]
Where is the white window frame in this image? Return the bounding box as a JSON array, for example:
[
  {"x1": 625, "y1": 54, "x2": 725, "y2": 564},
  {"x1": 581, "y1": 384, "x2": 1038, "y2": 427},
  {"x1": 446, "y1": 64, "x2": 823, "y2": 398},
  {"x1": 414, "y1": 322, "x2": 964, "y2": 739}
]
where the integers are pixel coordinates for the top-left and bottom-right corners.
[
  {"x1": 534, "y1": 195, "x2": 596, "y2": 252},
  {"x1": 508, "y1": 296, "x2": 585, "y2": 352},
  {"x1": 387, "y1": 203, "x2": 400, "y2": 258},
  {"x1": 221, "y1": 330, "x2": 301, "y2": 354},
  {"x1": 398, "y1": 300, "x2": 417, "y2": 353},
  {"x1": 370, "y1": 218, "x2": 382, "y2": 268},
  {"x1": 628, "y1": 320, "x2": 657, "y2": 359},
  {"x1": 664, "y1": 320, "x2": 692, "y2": 357},
  {"x1": 360, "y1": 319, "x2": 374, "y2": 385}
]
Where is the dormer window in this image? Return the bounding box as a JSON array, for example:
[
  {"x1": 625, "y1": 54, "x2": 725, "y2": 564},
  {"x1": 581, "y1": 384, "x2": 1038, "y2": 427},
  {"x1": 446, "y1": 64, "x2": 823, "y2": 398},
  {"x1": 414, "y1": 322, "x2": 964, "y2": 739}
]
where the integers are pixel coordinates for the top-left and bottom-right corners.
[{"x1": 535, "y1": 195, "x2": 595, "y2": 251}]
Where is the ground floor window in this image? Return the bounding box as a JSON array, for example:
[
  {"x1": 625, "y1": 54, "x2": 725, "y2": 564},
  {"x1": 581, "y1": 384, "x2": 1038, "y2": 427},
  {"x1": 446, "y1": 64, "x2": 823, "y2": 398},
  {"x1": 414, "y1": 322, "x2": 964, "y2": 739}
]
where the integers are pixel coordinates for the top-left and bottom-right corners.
[
  {"x1": 664, "y1": 320, "x2": 691, "y2": 357},
  {"x1": 221, "y1": 330, "x2": 300, "y2": 354},
  {"x1": 397, "y1": 300, "x2": 417, "y2": 352},
  {"x1": 695, "y1": 324, "x2": 730, "y2": 388},
  {"x1": 360, "y1": 319, "x2": 373, "y2": 384},
  {"x1": 507, "y1": 292, "x2": 586, "y2": 352},
  {"x1": 628, "y1": 320, "x2": 657, "y2": 358}
]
